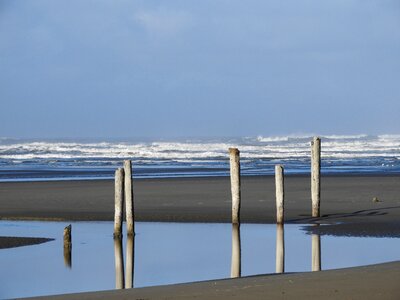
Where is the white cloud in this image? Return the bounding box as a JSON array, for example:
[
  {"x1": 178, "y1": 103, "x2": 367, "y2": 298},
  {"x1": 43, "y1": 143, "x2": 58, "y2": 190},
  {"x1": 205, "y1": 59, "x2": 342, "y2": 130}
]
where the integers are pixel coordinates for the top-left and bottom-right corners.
[{"x1": 134, "y1": 8, "x2": 193, "y2": 37}]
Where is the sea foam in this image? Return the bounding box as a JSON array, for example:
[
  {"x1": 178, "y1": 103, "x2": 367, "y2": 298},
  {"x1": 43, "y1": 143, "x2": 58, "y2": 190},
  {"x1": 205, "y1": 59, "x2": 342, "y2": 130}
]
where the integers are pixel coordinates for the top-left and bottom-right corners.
[{"x1": 0, "y1": 135, "x2": 399, "y2": 181}]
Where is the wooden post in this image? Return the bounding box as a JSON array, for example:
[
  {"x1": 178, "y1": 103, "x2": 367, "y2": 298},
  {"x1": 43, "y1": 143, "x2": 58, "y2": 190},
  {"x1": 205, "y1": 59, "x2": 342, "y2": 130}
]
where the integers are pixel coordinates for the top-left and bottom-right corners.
[
  {"x1": 114, "y1": 168, "x2": 124, "y2": 238},
  {"x1": 230, "y1": 223, "x2": 241, "y2": 278},
  {"x1": 275, "y1": 224, "x2": 285, "y2": 273},
  {"x1": 63, "y1": 224, "x2": 72, "y2": 268},
  {"x1": 311, "y1": 137, "x2": 321, "y2": 217},
  {"x1": 275, "y1": 165, "x2": 284, "y2": 224},
  {"x1": 229, "y1": 148, "x2": 241, "y2": 224},
  {"x1": 114, "y1": 237, "x2": 125, "y2": 289},
  {"x1": 312, "y1": 225, "x2": 321, "y2": 271},
  {"x1": 124, "y1": 160, "x2": 134, "y2": 236},
  {"x1": 125, "y1": 235, "x2": 135, "y2": 289}
]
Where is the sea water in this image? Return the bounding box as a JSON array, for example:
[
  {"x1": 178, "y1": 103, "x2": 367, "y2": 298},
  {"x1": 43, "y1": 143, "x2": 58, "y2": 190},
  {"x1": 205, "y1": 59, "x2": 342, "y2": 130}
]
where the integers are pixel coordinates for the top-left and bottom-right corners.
[
  {"x1": 0, "y1": 221, "x2": 399, "y2": 299},
  {"x1": 0, "y1": 135, "x2": 399, "y2": 181}
]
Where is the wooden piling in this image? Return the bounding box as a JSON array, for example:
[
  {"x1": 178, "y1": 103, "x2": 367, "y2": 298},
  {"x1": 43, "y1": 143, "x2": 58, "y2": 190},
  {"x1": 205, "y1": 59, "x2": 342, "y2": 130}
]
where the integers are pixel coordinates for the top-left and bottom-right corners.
[
  {"x1": 312, "y1": 225, "x2": 321, "y2": 271},
  {"x1": 63, "y1": 224, "x2": 72, "y2": 268},
  {"x1": 311, "y1": 137, "x2": 321, "y2": 217},
  {"x1": 124, "y1": 160, "x2": 134, "y2": 236},
  {"x1": 114, "y1": 168, "x2": 124, "y2": 238},
  {"x1": 275, "y1": 165, "x2": 284, "y2": 224},
  {"x1": 114, "y1": 237, "x2": 125, "y2": 289},
  {"x1": 230, "y1": 224, "x2": 241, "y2": 278},
  {"x1": 275, "y1": 224, "x2": 284, "y2": 273},
  {"x1": 229, "y1": 148, "x2": 241, "y2": 224}
]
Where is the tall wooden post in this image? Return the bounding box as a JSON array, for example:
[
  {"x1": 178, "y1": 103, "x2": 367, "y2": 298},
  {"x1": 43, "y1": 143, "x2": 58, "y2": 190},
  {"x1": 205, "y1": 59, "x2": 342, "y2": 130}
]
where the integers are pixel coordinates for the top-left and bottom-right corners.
[
  {"x1": 124, "y1": 160, "x2": 134, "y2": 236},
  {"x1": 229, "y1": 148, "x2": 241, "y2": 224},
  {"x1": 275, "y1": 224, "x2": 285, "y2": 273},
  {"x1": 114, "y1": 168, "x2": 124, "y2": 238},
  {"x1": 230, "y1": 223, "x2": 241, "y2": 278},
  {"x1": 114, "y1": 237, "x2": 125, "y2": 289},
  {"x1": 311, "y1": 137, "x2": 321, "y2": 217},
  {"x1": 275, "y1": 165, "x2": 284, "y2": 224},
  {"x1": 63, "y1": 224, "x2": 72, "y2": 268}
]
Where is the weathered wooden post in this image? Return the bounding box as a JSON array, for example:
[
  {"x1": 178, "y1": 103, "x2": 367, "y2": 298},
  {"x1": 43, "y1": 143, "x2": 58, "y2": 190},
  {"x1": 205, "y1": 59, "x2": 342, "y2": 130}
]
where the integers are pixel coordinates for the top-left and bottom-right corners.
[
  {"x1": 229, "y1": 148, "x2": 241, "y2": 224},
  {"x1": 230, "y1": 223, "x2": 241, "y2": 278},
  {"x1": 275, "y1": 165, "x2": 284, "y2": 224},
  {"x1": 124, "y1": 160, "x2": 134, "y2": 236},
  {"x1": 311, "y1": 137, "x2": 321, "y2": 217},
  {"x1": 114, "y1": 237, "x2": 125, "y2": 289},
  {"x1": 63, "y1": 224, "x2": 72, "y2": 268},
  {"x1": 114, "y1": 168, "x2": 124, "y2": 238},
  {"x1": 311, "y1": 226, "x2": 321, "y2": 271},
  {"x1": 275, "y1": 224, "x2": 285, "y2": 273},
  {"x1": 125, "y1": 235, "x2": 135, "y2": 289}
]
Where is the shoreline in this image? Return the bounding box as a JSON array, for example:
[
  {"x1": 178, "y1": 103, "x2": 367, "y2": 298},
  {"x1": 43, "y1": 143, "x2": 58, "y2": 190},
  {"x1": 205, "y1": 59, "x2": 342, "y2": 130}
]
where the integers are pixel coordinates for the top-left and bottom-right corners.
[
  {"x1": 27, "y1": 261, "x2": 400, "y2": 300},
  {"x1": 1, "y1": 174, "x2": 399, "y2": 227},
  {"x1": 2, "y1": 174, "x2": 400, "y2": 299}
]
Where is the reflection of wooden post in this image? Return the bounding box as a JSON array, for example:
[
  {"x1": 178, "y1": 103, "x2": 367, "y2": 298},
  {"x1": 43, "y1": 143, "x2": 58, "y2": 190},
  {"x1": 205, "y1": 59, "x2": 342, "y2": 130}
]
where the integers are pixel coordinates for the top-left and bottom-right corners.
[
  {"x1": 63, "y1": 224, "x2": 72, "y2": 268},
  {"x1": 124, "y1": 160, "x2": 134, "y2": 236},
  {"x1": 114, "y1": 168, "x2": 124, "y2": 238},
  {"x1": 275, "y1": 165, "x2": 284, "y2": 224},
  {"x1": 311, "y1": 137, "x2": 321, "y2": 217},
  {"x1": 275, "y1": 224, "x2": 284, "y2": 273},
  {"x1": 125, "y1": 235, "x2": 135, "y2": 289},
  {"x1": 231, "y1": 224, "x2": 241, "y2": 278},
  {"x1": 229, "y1": 148, "x2": 241, "y2": 224},
  {"x1": 114, "y1": 237, "x2": 125, "y2": 289},
  {"x1": 312, "y1": 226, "x2": 321, "y2": 271}
]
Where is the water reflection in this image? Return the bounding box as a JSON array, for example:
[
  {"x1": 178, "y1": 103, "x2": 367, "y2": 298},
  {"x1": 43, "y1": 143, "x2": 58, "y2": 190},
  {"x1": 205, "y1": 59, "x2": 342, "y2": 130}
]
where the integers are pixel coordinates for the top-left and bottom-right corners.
[
  {"x1": 114, "y1": 237, "x2": 124, "y2": 289},
  {"x1": 63, "y1": 244, "x2": 72, "y2": 268},
  {"x1": 231, "y1": 224, "x2": 241, "y2": 278},
  {"x1": 275, "y1": 224, "x2": 284, "y2": 273},
  {"x1": 311, "y1": 225, "x2": 321, "y2": 271},
  {"x1": 113, "y1": 235, "x2": 135, "y2": 290},
  {"x1": 3, "y1": 221, "x2": 400, "y2": 299},
  {"x1": 125, "y1": 235, "x2": 135, "y2": 289}
]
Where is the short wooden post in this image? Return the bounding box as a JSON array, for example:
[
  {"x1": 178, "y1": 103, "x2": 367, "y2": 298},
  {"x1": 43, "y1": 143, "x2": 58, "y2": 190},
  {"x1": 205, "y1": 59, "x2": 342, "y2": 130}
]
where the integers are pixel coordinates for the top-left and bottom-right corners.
[
  {"x1": 311, "y1": 137, "x2": 321, "y2": 217},
  {"x1": 311, "y1": 225, "x2": 321, "y2": 271},
  {"x1": 114, "y1": 237, "x2": 125, "y2": 289},
  {"x1": 275, "y1": 224, "x2": 285, "y2": 273},
  {"x1": 114, "y1": 168, "x2": 124, "y2": 238},
  {"x1": 275, "y1": 165, "x2": 284, "y2": 224},
  {"x1": 124, "y1": 160, "x2": 134, "y2": 236},
  {"x1": 229, "y1": 148, "x2": 241, "y2": 224},
  {"x1": 230, "y1": 223, "x2": 241, "y2": 278},
  {"x1": 125, "y1": 235, "x2": 135, "y2": 289},
  {"x1": 63, "y1": 224, "x2": 72, "y2": 268}
]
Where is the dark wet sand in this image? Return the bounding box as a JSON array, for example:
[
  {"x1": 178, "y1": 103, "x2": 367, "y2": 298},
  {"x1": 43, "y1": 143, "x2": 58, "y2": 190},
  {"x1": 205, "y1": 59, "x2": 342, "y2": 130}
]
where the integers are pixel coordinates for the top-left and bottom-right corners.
[
  {"x1": 0, "y1": 236, "x2": 54, "y2": 249},
  {"x1": 1, "y1": 175, "x2": 399, "y2": 235},
  {"x1": 1, "y1": 175, "x2": 400, "y2": 299},
  {"x1": 26, "y1": 261, "x2": 400, "y2": 300}
]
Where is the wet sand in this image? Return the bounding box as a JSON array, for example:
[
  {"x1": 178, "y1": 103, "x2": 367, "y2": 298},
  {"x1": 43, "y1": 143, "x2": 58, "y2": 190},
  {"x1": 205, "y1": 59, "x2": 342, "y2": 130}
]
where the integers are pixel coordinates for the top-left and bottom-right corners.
[
  {"x1": 27, "y1": 261, "x2": 400, "y2": 300},
  {"x1": 1, "y1": 175, "x2": 399, "y2": 234},
  {"x1": 1, "y1": 175, "x2": 400, "y2": 299},
  {"x1": 0, "y1": 236, "x2": 54, "y2": 249}
]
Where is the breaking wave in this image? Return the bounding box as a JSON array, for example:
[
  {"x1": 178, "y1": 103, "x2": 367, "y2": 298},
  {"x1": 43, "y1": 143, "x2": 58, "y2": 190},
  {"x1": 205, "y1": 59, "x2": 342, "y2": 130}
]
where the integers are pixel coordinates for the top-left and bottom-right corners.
[{"x1": 0, "y1": 135, "x2": 399, "y2": 181}]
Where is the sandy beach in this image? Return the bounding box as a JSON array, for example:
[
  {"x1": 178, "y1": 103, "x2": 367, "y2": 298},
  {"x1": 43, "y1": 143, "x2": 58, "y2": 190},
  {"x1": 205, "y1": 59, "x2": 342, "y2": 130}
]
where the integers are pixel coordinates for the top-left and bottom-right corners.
[
  {"x1": 1, "y1": 175, "x2": 399, "y2": 228},
  {"x1": 1, "y1": 174, "x2": 400, "y2": 299}
]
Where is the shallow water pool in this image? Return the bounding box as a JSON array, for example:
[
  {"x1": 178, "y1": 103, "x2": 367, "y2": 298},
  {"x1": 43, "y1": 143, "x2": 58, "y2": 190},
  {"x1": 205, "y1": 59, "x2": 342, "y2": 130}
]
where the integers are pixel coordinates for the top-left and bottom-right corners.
[{"x1": 0, "y1": 221, "x2": 399, "y2": 299}]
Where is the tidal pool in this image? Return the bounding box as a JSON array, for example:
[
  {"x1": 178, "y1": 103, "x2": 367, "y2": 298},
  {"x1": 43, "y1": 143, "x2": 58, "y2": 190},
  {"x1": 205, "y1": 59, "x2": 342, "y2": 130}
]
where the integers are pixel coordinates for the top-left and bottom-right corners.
[{"x1": 0, "y1": 221, "x2": 399, "y2": 299}]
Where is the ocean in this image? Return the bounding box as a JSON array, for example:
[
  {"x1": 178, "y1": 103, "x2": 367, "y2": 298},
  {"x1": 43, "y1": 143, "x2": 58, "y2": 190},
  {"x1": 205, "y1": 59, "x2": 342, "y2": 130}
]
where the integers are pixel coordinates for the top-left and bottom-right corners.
[{"x1": 0, "y1": 135, "x2": 399, "y2": 182}]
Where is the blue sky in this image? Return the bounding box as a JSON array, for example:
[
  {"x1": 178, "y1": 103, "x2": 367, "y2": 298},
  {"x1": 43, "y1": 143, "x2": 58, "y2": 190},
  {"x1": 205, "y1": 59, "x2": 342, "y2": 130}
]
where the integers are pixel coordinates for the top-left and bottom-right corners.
[{"x1": 0, "y1": 0, "x2": 399, "y2": 138}]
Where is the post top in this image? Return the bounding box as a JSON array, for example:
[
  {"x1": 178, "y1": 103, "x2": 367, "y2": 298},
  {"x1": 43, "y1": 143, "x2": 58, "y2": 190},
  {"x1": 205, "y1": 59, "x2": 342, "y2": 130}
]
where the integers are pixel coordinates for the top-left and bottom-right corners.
[{"x1": 229, "y1": 148, "x2": 240, "y2": 154}]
